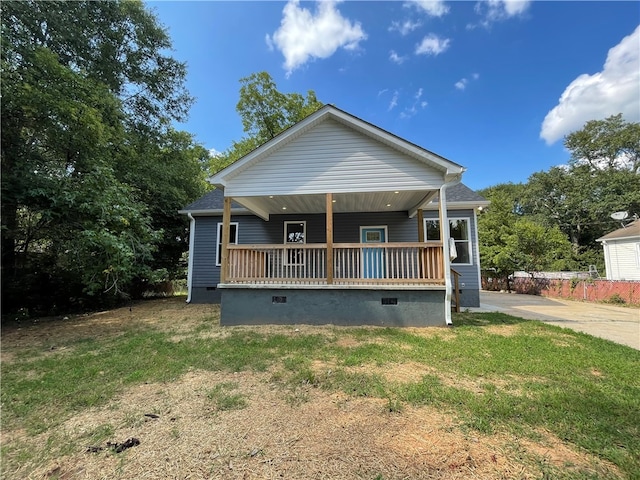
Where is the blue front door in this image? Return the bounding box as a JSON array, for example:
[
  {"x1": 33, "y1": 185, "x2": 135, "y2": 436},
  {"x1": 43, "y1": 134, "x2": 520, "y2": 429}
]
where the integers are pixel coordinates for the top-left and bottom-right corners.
[{"x1": 361, "y1": 227, "x2": 386, "y2": 279}]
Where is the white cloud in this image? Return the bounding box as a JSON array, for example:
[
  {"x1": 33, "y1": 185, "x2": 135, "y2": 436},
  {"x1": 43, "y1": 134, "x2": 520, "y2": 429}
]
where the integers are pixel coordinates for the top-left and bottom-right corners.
[
  {"x1": 415, "y1": 87, "x2": 423, "y2": 99},
  {"x1": 406, "y1": 0, "x2": 450, "y2": 18},
  {"x1": 455, "y1": 73, "x2": 479, "y2": 90},
  {"x1": 388, "y1": 91, "x2": 399, "y2": 110},
  {"x1": 415, "y1": 34, "x2": 450, "y2": 56},
  {"x1": 389, "y1": 50, "x2": 407, "y2": 64},
  {"x1": 389, "y1": 19, "x2": 422, "y2": 36},
  {"x1": 209, "y1": 148, "x2": 222, "y2": 157},
  {"x1": 540, "y1": 25, "x2": 640, "y2": 145},
  {"x1": 266, "y1": 0, "x2": 367, "y2": 76},
  {"x1": 471, "y1": 0, "x2": 531, "y2": 28}
]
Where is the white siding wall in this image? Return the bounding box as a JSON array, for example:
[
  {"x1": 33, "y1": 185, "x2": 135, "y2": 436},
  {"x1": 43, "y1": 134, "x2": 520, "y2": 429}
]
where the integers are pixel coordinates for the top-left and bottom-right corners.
[
  {"x1": 226, "y1": 119, "x2": 445, "y2": 197},
  {"x1": 604, "y1": 240, "x2": 640, "y2": 280}
]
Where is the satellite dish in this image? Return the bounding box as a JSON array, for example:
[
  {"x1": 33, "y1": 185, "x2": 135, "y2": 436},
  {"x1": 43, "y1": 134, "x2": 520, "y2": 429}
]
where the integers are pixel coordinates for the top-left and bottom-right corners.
[{"x1": 611, "y1": 211, "x2": 629, "y2": 221}]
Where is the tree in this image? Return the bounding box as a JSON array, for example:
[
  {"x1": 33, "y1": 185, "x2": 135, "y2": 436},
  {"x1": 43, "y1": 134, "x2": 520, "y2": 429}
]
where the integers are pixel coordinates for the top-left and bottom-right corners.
[
  {"x1": 479, "y1": 115, "x2": 640, "y2": 277},
  {"x1": 495, "y1": 220, "x2": 573, "y2": 276},
  {"x1": 521, "y1": 115, "x2": 640, "y2": 267},
  {"x1": 564, "y1": 114, "x2": 640, "y2": 173},
  {"x1": 1, "y1": 1, "x2": 207, "y2": 315},
  {"x1": 211, "y1": 72, "x2": 323, "y2": 173}
]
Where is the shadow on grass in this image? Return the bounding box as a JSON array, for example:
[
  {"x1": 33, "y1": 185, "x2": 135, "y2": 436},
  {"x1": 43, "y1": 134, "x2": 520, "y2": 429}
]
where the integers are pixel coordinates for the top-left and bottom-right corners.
[{"x1": 452, "y1": 311, "x2": 530, "y2": 327}]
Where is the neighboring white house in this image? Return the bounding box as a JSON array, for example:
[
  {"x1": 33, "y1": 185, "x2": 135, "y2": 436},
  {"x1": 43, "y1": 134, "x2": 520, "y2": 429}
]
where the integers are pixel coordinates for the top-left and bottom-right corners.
[{"x1": 596, "y1": 219, "x2": 640, "y2": 281}]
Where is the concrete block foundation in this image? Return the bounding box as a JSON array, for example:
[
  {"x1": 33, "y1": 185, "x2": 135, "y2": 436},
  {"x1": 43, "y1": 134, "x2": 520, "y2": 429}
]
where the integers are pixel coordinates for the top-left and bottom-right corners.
[{"x1": 219, "y1": 286, "x2": 447, "y2": 327}]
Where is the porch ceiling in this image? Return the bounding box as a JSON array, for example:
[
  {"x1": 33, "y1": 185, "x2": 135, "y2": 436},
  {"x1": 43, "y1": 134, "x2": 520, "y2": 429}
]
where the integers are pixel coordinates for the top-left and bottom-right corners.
[{"x1": 233, "y1": 190, "x2": 438, "y2": 219}]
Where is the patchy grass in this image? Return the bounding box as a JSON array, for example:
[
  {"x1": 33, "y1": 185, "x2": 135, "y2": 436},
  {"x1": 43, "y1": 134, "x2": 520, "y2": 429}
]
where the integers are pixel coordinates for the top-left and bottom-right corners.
[{"x1": 1, "y1": 298, "x2": 639, "y2": 479}]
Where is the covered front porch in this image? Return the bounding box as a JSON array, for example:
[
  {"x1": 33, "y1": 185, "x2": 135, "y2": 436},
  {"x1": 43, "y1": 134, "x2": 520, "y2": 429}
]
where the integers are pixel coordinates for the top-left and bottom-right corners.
[
  {"x1": 220, "y1": 192, "x2": 447, "y2": 286},
  {"x1": 216, "y1": 190, "x2": 458, "y2": 326}
]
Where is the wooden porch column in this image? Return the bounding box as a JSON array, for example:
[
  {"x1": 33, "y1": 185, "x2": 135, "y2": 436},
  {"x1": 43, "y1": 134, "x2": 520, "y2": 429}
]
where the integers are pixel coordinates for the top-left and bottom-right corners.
[
  {"x1": 220, "y1": 196, "x2": 232, "y2": 283},
  {"x1": 326, "y1": 193, "x2": 334, "y2": 285},
  {"x1": 417, "y1": 209, "x2": 424, "y2": 242}
]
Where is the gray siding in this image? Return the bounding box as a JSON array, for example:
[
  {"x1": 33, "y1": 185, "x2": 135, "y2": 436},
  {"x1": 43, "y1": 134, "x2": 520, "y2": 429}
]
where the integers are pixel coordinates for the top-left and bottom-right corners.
[
  {"x1": 424, "y1": 209, "x2": 481, "y2": 307},
  {"x1": 191, "y1": 215, "x2": 271, "y2": 302},
  {"x1": 190, "y1": 209, "x2": 481, "y2": 307}
]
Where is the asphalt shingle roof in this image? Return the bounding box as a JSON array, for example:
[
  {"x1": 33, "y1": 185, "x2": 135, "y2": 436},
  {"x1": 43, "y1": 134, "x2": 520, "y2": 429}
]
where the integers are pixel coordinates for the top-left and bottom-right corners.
[{"x1": 597, "y1": 219, "x2": 640, "y2": 241}]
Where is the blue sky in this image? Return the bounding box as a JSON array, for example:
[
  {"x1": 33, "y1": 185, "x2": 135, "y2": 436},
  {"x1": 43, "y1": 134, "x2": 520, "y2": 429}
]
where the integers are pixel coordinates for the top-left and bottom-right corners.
[{"x1": 148, "y1": 1, "x2": 640, "y2": 190}]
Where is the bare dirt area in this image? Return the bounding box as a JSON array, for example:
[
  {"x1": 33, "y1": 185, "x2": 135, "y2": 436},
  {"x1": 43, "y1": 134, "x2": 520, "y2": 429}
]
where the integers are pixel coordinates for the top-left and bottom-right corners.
[{"x1": 1, "y1": 298, "x2": 620, "y2": 479}]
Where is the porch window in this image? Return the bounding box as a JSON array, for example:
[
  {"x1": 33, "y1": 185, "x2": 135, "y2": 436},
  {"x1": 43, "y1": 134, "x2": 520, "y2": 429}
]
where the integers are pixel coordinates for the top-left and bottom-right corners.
[
  {"x1": 216, "y1": 222, "x2": 238, "y2": 266},
  {"x1": 284, "y1": 221, "x2": 306, "y2": 265},
  {"x1": 424, "y1": 218, "x2": 472, "y2": 265}
]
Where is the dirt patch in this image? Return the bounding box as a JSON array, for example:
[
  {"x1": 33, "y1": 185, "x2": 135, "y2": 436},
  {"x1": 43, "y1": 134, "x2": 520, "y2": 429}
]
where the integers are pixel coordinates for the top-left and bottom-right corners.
[
  {"x1": 1, "y1": 298, "x2": 622, "y2": 479},
  {"x1": 482, "y1": 325, "x2": 521, "y2": 337},
  {"x1": 1, "y1": 297, "x2": 215, "y2": 362},
  {"x1": 10, "y1": 370, "x2": 618, "y2": 480}
]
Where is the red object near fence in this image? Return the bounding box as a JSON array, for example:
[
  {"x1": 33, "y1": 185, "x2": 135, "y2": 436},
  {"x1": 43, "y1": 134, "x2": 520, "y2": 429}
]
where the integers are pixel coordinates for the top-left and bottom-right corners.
[{"x1": 510, "y1": 277, "x2": 640, "y2": 306}]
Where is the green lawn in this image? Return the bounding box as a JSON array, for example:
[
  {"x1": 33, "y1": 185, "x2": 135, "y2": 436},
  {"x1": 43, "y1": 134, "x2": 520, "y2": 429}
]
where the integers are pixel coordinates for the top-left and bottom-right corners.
[{"x1": 1, "y1": 302, "x2": 639, "y2": 479}]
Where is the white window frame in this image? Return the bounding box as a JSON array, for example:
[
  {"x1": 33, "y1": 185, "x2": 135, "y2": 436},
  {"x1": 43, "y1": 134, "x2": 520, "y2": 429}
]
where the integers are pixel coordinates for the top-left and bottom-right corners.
[
  {"x1": 284, "y1": 221, "x2": 306, "y2": 266},
  {"x1": 423, "y1": 217, "x2": 473, "y2": 266},
  {"x1": 216, "y1": 222, "x2": 238, "y2": 267}
]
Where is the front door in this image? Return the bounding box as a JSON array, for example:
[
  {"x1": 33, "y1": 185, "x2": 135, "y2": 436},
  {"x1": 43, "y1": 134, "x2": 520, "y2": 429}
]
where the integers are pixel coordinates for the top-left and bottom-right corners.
[{"x1": 361, "y1": 227, "x2": 387, "y2": 279}]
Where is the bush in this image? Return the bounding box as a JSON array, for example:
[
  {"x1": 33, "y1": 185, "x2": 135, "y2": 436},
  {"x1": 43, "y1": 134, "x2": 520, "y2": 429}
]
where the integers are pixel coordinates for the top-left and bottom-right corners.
[{"x1": 605, "y1": 293, "x2": 626, "y2": 305}]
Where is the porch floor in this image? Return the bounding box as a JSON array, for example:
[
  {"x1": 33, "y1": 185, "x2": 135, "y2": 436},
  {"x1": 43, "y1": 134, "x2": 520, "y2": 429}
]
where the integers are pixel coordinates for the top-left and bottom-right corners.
[{"x1": 219, "y1": 283, "x2": 446, "y2": 290}]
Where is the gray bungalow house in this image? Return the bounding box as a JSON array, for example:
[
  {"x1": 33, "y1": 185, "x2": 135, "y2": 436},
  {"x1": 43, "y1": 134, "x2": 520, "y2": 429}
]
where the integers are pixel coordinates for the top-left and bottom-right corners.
[{"x1": 180, "y1": 105, "x2": 488, "y2": 327}]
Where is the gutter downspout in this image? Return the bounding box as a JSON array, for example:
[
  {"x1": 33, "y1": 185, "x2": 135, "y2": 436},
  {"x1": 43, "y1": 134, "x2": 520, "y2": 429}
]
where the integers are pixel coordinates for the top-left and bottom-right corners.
[
  {"x1": 186, "y1": 213, "x2": 196, "y2": 303},
  {"x1": 440, "y1": 177, "x2": 462, "y2": 326}
]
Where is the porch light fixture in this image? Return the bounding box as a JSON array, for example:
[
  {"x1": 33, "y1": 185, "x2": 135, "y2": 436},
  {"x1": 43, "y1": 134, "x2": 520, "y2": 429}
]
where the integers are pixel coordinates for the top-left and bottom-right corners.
[
  {"x1": 386, "y1": 203, "x2": 391, "y2": 207},
  {"x1": 394, "y1": 191, "x2": 399, "y2": 194},
  {"x1": 332, "y1": 199, "x2": 336, "y2": 203},
  {"x1": 269, "y1": 195, "x2": 274, "y2": 199},
  {"x1": 282, "y1": 206, "x2": 287, "y2": 210}
]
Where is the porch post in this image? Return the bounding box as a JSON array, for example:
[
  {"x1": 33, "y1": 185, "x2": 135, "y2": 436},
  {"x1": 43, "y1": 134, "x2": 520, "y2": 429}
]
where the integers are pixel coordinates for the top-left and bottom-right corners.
[
  {"x1": 438, "y1": 185, "x2": 453, "y2": 325},
  {"x1": 417, "y1": 208, "x2": 424, "y2": 242},
  {"x1": 326, "y1": 193, "x2": 334, "y2": 285},
  {"x1": 220, "y1": 196, "x2": 232, "y2": 283}
]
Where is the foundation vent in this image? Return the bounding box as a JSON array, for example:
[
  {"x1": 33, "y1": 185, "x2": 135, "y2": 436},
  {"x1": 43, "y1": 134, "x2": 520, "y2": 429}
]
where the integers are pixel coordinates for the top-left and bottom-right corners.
[
  {"x1": 272, "y1": 296, "x2": 287, "y2": 304},
  {"x1": 381, "y1": 297, "x2": 398, "y2": 305}
]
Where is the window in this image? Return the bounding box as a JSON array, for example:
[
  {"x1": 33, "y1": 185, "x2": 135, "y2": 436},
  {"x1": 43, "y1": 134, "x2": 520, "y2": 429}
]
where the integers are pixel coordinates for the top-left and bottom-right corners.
[
  {"x1": 423, "y1": 218, "x2": 472, "y2": 265},
  {"x1": 216, "y1": 222, "x2": 238, "y2": 266},
  {"x1": 425, "y1": 220, "x2": 441, "y2": 242},
  {"x1": 284, "y1": 221, "x2": 306, "y2": 265}
]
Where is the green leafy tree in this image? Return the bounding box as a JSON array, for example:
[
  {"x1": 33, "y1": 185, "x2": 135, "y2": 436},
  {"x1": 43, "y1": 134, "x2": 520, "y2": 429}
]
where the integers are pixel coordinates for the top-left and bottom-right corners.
[
  {"x1": 496, "y1": 220, "x2": 573, "y2": 276},
  {"x1": 479, "y1": 115, "x2": 640, "y2": 278},
  {"x1": 1, "y1": 1, "x2": 207, "y2": 314},
  {"x1": 478, "y1": 184, "x2": 522, "y2": 289},
  {"x1": 564, "y1": 114, "x2": 640, "y2": 173},
  {"x1": 211, "y1": 71, "x2": 323, "y2": 173},
  {"x1": 522, "y1": 115, "x2": 640, "y2": 267}
]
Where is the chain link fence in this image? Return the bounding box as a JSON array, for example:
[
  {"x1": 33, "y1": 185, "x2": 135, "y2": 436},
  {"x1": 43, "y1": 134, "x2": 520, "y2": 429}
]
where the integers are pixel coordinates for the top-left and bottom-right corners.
[{"x1": 482, "y1": 271, "x2": 640, "y2": 306}]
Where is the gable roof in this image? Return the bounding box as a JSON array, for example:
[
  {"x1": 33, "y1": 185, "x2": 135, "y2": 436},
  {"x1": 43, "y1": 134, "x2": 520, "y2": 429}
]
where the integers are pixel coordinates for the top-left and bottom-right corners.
[
  {"x1": 209, "y1": 104, "x2": 465, "y2": 195},
  {"x1": 597, "y1": 219, "x2": 640, "y2": 242}
]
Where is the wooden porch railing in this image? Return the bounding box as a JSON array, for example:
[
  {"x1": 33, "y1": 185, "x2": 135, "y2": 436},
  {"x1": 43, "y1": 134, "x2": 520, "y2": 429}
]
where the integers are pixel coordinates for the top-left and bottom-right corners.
[{"x1": 226, "y1": 242, "x2": 444, "y2": 285}]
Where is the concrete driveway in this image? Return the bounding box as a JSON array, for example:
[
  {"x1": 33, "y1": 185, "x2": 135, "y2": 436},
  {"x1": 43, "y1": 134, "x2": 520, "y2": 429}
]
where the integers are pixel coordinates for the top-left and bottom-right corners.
[{"x1": 472, "y1": 291, "x2": 639, "y2": 350}]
